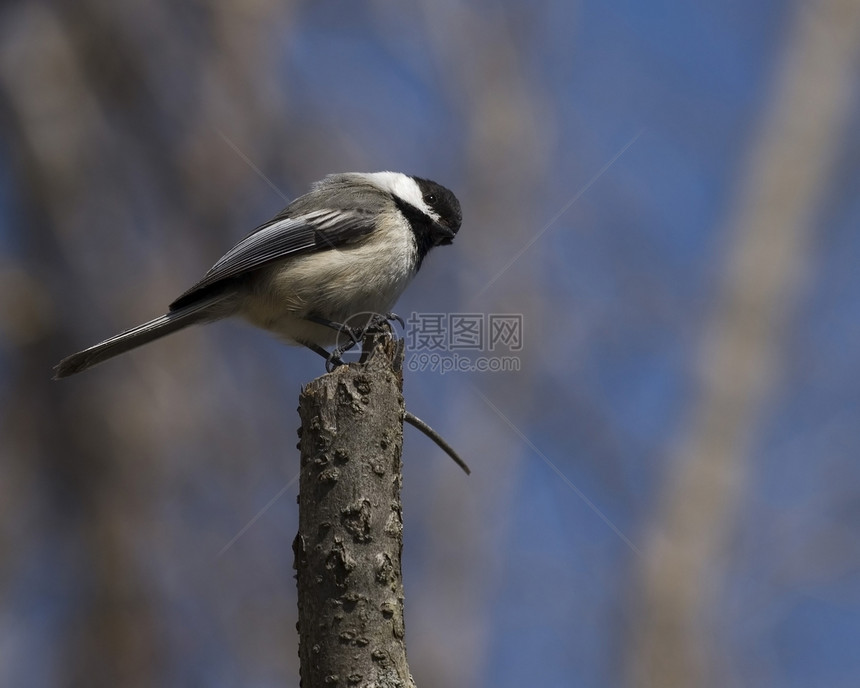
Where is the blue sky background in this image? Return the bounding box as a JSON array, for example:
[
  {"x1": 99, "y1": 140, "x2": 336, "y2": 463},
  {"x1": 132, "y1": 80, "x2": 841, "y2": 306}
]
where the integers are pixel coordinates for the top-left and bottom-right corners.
[{"x1": 1, "y1": 1, "x2": 859, "y2": 686}]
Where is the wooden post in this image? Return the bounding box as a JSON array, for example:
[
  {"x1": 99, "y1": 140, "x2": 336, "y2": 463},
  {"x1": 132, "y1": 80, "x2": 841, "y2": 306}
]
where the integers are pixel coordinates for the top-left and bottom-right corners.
[{"x1": 294, "y1": 331, "x2": 415, "y2": 688}]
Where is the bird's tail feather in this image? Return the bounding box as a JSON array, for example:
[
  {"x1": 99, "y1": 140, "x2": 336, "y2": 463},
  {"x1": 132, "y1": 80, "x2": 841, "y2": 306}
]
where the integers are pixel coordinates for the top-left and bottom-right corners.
[{"x1": 53, "y1": 294, "x2": 235, "y2": 379}]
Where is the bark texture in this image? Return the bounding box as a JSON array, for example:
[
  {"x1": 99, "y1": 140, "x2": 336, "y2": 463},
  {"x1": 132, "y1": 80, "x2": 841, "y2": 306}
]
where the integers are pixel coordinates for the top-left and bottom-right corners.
[{"x1": 294, "y1": 333, "x2": 415, "y2": 688}]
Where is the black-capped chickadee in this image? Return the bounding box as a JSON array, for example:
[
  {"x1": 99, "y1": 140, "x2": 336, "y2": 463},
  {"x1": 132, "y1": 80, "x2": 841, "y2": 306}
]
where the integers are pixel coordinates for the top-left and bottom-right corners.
[{"x1": 54, "y1": 171, "x2": 461, "y2": 378}]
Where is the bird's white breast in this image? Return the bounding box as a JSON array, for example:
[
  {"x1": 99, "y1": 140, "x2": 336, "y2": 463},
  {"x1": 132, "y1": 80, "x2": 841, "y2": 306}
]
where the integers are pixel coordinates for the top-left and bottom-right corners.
[{"x1": 241, "y1": 209, "x2": 418, "y2": 347}]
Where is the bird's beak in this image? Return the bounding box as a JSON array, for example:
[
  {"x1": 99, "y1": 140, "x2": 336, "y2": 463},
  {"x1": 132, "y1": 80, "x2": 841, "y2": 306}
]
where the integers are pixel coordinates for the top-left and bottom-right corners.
[{"x1": 432, "y1": 222, "x2": 457, "y2": 246}]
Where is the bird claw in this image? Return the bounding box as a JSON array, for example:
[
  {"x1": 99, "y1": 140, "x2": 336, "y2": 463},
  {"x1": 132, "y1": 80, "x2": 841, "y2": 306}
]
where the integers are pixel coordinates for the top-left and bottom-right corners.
[
  {"x1": 362, "y1": 312, "x2": 403, "y2": 336},
  {"x1": 325, "y1": 348, "x2": 345, "y2": 373},
  {"x1": 386, "y1": 312, "x2": 405, "y2": 329},
  {"x1": 321, "y1": 312, "x2": 405, "y2": 372}
]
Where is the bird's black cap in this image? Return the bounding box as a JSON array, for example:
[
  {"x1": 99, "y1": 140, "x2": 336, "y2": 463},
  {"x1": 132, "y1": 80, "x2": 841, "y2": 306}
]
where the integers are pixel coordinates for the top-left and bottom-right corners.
[{"x1": 414, "y1": 177, "x2": 462, "y2": 242}]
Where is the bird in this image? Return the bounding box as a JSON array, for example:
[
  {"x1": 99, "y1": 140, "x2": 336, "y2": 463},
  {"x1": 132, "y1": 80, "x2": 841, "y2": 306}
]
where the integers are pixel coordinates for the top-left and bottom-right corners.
[{"x1": 53, "y1": 171, "x2": 461, "y2": 379}]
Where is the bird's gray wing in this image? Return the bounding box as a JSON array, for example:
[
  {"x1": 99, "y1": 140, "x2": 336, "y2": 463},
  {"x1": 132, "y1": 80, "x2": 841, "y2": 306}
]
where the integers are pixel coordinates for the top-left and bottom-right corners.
[{"x1": 170, "y1": 207, "x2": 376, "y2": 309}]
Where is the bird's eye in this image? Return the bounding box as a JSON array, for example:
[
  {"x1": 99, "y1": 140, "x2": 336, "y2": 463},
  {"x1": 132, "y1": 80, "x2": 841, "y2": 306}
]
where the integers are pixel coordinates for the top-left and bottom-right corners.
[{"x1": 424, "y1": 193, "x2": 437, "y2": 204}]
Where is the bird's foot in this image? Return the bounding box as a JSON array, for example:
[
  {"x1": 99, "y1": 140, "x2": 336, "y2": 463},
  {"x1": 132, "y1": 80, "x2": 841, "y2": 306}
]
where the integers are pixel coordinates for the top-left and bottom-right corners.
[
  {"x1": 385, "y1": 312, "x2": 405, "y2": 329},
  {"x1": 325, "y1": 348, "x2": 346, "y2": 373}
]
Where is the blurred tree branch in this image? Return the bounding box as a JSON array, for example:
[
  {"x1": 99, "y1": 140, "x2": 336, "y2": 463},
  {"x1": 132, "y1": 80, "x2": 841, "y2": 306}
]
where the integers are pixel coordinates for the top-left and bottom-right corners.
[
  {"x1": 629, "y1": 1, "x2": 860, "y2": 686},
  {"x1": 0, "y1": 2, "x2": 305, "y2": 684}
]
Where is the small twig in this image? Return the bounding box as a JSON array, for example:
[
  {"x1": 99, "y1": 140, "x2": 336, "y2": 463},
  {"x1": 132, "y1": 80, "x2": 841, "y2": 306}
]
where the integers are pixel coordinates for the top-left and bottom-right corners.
[{"x1": 404, "y1": 411, "x2": 471, "y2": 475}]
